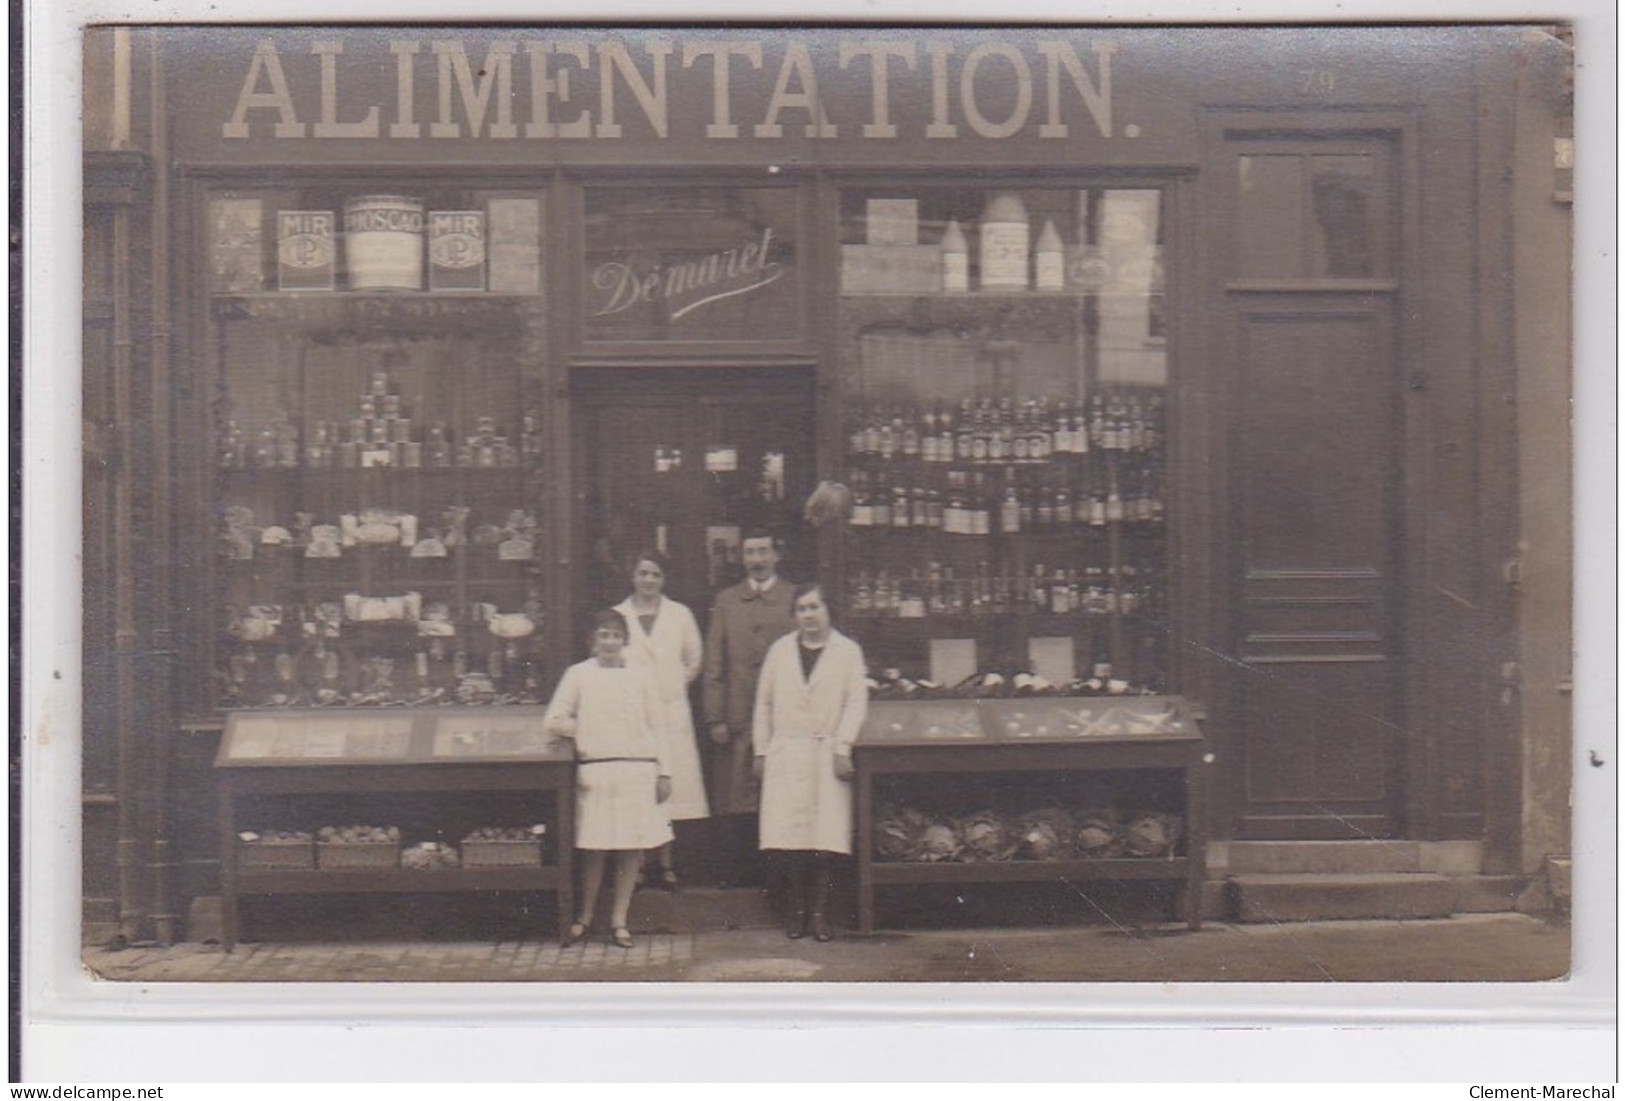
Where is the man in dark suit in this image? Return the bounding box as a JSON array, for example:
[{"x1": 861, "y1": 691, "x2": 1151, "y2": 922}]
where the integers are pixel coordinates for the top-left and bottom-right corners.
[{"x1": 702, "y1": 529, "x2": 795, "y2": 884}]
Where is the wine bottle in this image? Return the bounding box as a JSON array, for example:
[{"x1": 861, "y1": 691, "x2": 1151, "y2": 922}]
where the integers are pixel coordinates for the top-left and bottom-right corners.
[
  {"x1": 940, "y1": 218, "x2": 970, "y2": 293},
  {"x1": 955, "y1": 399, "x2": 976, "y2": 462},
  {"x1": 871, "y1": 474, "x2": 892, "y2": 527},
  {"x1": 850, "y1": 470, "x2": 872, "y2": 528},
  {"x1": 999, "y1": 476, "x2": 1022, "y2": 534}
]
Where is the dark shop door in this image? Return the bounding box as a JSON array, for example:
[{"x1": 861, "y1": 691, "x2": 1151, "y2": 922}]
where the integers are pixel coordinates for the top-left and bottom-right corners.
[
  {"x1": 573, "y1": 368, "x2": 818, "y2": 637},
  {"x1": 1210, "y1": 128, "x2": 1407, "y2": 839}
]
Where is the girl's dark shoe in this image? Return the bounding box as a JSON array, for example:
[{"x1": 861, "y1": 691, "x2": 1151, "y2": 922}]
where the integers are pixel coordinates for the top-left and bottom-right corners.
[
  {"x1": 810, "y1": 912, "x2": 832, "y2": 943},
  {"x1": 786, "y1": 909, "x2": 809, "y2": 940}
]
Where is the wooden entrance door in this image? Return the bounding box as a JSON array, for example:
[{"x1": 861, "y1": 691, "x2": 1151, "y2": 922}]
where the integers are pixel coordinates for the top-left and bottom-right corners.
[
  {"x1": 573, "y1": 368, "x2": 818, "y2": 636},
  {"x1": 1206, "y1": 124, "x2": 1408, "y2": 839}
]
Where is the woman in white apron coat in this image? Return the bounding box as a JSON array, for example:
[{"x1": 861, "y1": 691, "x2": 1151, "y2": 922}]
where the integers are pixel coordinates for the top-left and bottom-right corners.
[
  {"x1": 615, "y1": 550, "x2": 709, "y2": 889},
  {"x1": 751, "y1": 582, "x2": 868, "y2": 941}
]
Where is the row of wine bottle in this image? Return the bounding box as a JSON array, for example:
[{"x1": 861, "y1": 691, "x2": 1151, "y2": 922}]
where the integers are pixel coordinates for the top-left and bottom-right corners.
[
  {"x1": 848, "y1": 458, "x2": 1164, "y2": 534},
  {"x1": 848, "y1": 562, "x2": 1162, "y2": 620},
  {"x1": 848, "y1": 388, "x2": 1164, "y2": 465}
]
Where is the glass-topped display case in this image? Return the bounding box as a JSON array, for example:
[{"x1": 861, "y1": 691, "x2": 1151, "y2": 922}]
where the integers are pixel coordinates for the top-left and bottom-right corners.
[{"x1": 852, "y1": 694, "x2": 1207, "y2": 933}]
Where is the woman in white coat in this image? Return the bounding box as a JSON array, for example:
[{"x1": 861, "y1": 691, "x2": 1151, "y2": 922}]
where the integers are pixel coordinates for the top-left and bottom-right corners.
[
  {"x1": 615, "y1": 550, "x2": 709, "y2": 889},
  {"x1": 751, "y1": 582, "x2": 868, "y2": 941}
]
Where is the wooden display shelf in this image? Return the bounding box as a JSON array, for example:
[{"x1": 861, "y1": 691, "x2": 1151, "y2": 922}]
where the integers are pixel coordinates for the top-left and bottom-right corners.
[
  {"x1": 215, "y1": 706, "x2": 574, "y2": 950},
  {"x1": 853, "y1": 695, "x2": 1207, "y2": 934}
]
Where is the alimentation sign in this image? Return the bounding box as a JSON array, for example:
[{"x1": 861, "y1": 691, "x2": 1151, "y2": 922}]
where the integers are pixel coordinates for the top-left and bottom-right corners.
[
  {"x1": 164, "y1": 28, "x2": 1213, "y2": 165},
  {"x1": 220, "y1": 35, "x2": 1117, "y2": 141}
]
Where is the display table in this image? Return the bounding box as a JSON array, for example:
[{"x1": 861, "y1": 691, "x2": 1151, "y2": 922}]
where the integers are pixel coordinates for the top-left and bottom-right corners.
[
  {"x1": 215, "y1": 707, "x2": 573, "y2": 950},
  {"x1": 853, "y1": 695, "x2": 1208, "y2": 933}
]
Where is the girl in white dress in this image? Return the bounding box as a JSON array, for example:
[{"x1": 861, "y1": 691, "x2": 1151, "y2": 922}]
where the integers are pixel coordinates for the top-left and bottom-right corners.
[
  {"x1": 544, "y1": 609, "x2": 672, "y2": 949},
  {"x1": 752, "y1": 583, "x2": 868, "y2": 941},
  {"x1": 614, "y1": 550, "x2": 709, "y2": 889}
]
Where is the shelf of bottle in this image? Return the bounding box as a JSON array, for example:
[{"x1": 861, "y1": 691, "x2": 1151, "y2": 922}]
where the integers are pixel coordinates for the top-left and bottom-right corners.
[
  {"x1": 846, "y1": 521, "x2": 1164, "y2": 538},
  {"x1": 220, "y1": 560, "x2": 538, "y2": 575},
  {"x1": 848, "y1": 609, "x2": 1162, "y2": 631},
  {"x1": 212, "y1": 292, "x2": 538, "y2": 301},
  {"x1": 847, "y1": 452, "x2": 1161, "y2": 464},
  {"x1": 836, "y1": 289, "x2": 1151, "y2": 300},
  {"x1": 207, "y1": 293, "x2": 538, "y2": 333},
  {"x1": 218, "y1": 463, "x2": 541, "y2": 479}
]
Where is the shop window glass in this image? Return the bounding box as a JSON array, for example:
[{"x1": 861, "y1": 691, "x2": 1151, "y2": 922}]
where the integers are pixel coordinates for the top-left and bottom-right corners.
[
  {"x1": 1237, "y1": 148, "x2": 1390, "y2": 280},
  {"x1": 1237, "y1": 155, "x2": 1305, "y2": 280},
  {"x1": 836, "y1": 183, "x2": 1170, "y2": 694},
  {"x1": 582, "y1": 186, "x2": 802, "y2": 344},
  {"x1": 1309, "y1": 154, "x2": 1381, "y2": 278},
  {"x1": 204, "y1": 185, "x2": 551, "y2": 712}
]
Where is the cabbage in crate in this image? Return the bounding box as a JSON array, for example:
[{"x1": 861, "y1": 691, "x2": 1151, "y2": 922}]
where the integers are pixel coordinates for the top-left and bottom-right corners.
[
  {"x1": 872, "y1": 805, "x2": 930, "y2": 861},
  {"x1": 1073, "y1": 808, "x2": 1124, "y2": 857},
  {"x1": 911, "y1": 819, "x2": 963, "y2": 862},
  {"x1": 955, "y1": 809, "x2": 1016, "y2": 862},
  {"x1": 1014, "y1": 807, "x2": 1075, "y2": 861},
  {"x1": 1121, "y1": 811, "x2": 1181, "y2": 858}
]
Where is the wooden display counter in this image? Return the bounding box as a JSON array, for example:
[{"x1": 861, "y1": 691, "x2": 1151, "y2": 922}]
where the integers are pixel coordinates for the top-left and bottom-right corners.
[
  {"x1": 215, "y1": 706, "x2": 572, "y2": 950},
  {"x1": 853, "y1": 695, "x2": 1208, "y2": 933}
]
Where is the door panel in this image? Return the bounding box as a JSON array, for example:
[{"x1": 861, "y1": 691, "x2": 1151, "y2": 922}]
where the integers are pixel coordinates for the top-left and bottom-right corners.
[
  {"x1": 574, "y1": 369, "x2": 817, "y2": 637},
  {"x1": 1229, "y1": 303, "x2": 1400, "y2": 838},
  {"x1": 1236, "y1": 312, "x2": 1391, "y2": 571}
]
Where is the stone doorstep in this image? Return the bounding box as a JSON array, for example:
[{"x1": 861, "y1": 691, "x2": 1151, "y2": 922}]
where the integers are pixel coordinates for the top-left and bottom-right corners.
[
  {"x1": 1218, "y1": 840, "x2": 1485, "y2": 876},
  {"x1": 1226, "y1": 872, "x2": 1511, "y2": 923}
]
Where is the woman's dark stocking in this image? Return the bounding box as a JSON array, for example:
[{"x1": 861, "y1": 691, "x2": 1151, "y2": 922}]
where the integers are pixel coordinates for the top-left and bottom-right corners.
[
  {"x1": 808, "y1": 851, "x2": 833, "y2": 943},
  {"x1": 784, "y1": 852, "x2": 810, "y2": 939}
]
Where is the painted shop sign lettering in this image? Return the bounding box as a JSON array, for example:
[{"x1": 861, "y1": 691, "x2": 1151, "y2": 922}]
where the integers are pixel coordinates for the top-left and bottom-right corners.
[
  {"x1": 219, "y1": 36, "x2": 1123, "y2": 143},
  {"x1": 592, "y1": 227, "x2": 784, "y2": 322}
]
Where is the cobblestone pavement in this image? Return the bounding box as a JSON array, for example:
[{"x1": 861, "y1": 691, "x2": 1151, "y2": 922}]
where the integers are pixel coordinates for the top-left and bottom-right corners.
[{"x1": 82, "y1": 913, "x2": 1570, "y2": 984}]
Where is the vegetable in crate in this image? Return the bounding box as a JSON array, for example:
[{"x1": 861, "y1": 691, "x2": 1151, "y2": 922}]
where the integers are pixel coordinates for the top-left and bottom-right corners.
[
  {"x1": 873, "y1": 805, "x2": 929, "y2": 861},
  {"x1": 238, "y1": 829, "x2": 312, "y2": 843},
  {"x1": 401, "y1": 841, "x2": 461, "y2": 870},
  {"x1": 911, "y1": 820, "x2": 963, "y2": 863},
  {"x1": 1014, "y1": 807, "x2": 1075, "y2": 861},
  {"x1": 955, "y1": 809, "x2": 1016, "y2": 862},
  {"x1": 1121, "y1": 812, "x2": 1181, "y2": 858},
  {"x1": 466, "y1": 825, "x2": 547, "y2": 842},
  {"x1": 318, "y1": 824, "x2": 399, "y2": 843},
  {"x1": 1073, "y1": 809, "x2": 1123, "y2": 857}
]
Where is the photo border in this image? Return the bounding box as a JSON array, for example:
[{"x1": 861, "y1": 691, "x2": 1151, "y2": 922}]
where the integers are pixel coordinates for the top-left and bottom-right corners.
[{"x1": 20, "y1": 0, "x2": 1619, "y2": 1082}]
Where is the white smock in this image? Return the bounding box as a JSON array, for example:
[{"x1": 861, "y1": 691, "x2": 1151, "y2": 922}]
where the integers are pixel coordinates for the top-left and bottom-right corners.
[
  {"x1": 615, "y1": 596, "x2": 710, "y2": 821},
  {"x1": 752, "y1": 629, "x2": 868, "y2": 855},
  {"x1": 544, "y1": 658, "x2": 674, "y2": 851}
]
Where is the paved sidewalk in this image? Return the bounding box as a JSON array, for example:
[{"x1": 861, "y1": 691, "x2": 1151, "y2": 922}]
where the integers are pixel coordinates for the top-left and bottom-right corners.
[{"x1": 83, "y1": 912, "x2": 1568, "y2": 983}]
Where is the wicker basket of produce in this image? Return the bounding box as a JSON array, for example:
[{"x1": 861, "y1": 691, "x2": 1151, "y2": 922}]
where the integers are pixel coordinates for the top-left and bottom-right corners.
[
  {"x1": 316, "y1": 825, "x2": 401, "y2": 870},
  {"x1": 236, "y1": 830, "x2": 314, "y2": 871},
  {"x1": 461, "y1": 826, "x2": 546, "y2": 868}
]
